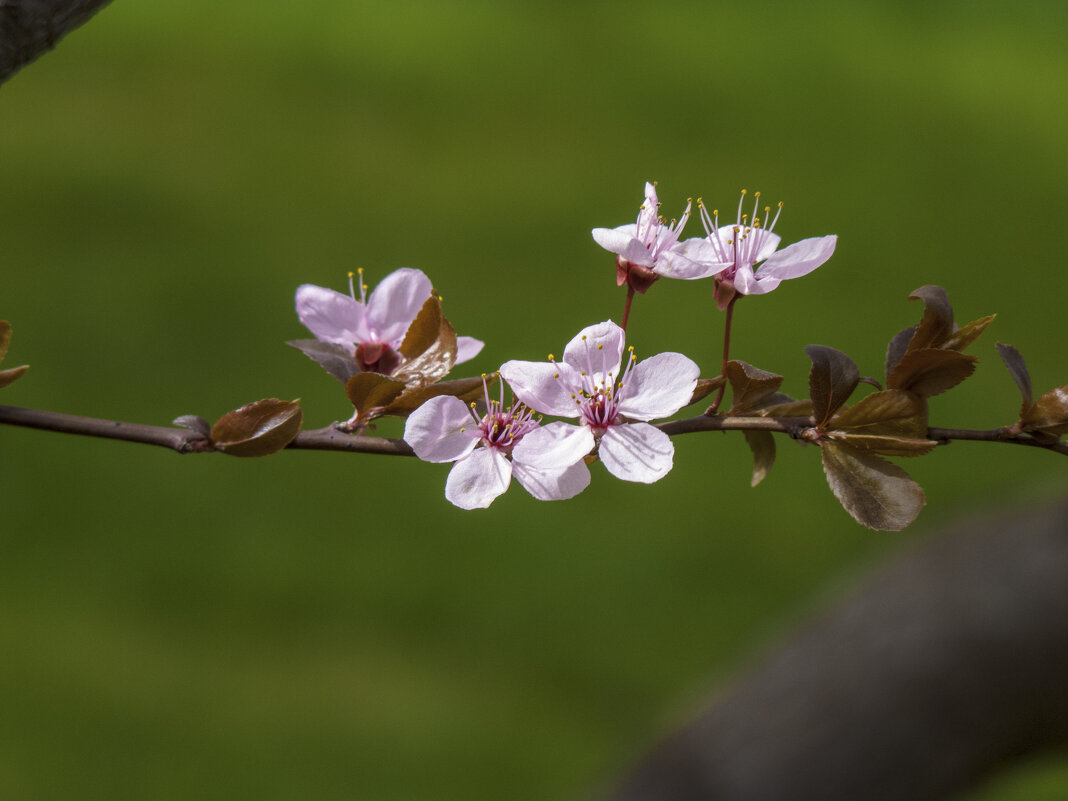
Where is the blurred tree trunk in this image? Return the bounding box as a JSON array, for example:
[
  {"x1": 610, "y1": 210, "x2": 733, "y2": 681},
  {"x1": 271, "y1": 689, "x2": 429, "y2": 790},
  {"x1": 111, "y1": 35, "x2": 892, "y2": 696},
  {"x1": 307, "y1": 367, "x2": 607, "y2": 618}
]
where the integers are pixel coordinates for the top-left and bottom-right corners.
[
  {"x1": 607, "y1": 496, "x2": 1068, "y2": 801},
  {"x1": 0, "y1": 0, "x2": 111, "y2": 85}
]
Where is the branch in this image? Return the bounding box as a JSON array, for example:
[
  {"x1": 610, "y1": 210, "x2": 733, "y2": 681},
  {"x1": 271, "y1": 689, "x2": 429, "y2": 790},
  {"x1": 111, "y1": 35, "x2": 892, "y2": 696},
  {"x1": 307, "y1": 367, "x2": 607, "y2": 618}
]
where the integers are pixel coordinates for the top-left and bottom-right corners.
[
  {"x1": 0, "y1": 0, "x2": 112, "y2": 85},
  {"x1": 604, "y1": 495, "x2": 1068, "y2": 801},
  {"x1": 2, "y1": 404, "x2": 1065, "y2": 458}
]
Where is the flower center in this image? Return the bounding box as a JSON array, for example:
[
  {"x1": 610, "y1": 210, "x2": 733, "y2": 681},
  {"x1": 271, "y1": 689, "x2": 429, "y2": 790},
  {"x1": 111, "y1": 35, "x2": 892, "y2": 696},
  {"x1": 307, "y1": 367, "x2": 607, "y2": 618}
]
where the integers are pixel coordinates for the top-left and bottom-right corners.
[
  {"x1": 556, "y1": 339, "x2": 638, "y2": 435},
  {"x1": 698, "y1": 189, "x2": 783, "y2": 275},
  {"x1": 355, "y1": 341, "x2": 402, "y2": 375},
  {"x1": 471, "y1": 373, "x2": 538, "y2": 454}
]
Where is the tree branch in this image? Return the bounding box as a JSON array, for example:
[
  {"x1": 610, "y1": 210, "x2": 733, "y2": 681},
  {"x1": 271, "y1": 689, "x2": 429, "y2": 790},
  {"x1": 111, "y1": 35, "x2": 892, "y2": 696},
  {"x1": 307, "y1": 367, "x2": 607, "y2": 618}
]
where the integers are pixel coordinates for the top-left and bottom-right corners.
[
  {"x1": 604, "y1": 495, "x2": 1068, "y2": 801},
  {"x1": 2, "y1": 404, "x2": 1065, "y2": 458},
  {"x1": 0, "y1": 0, "x2": 112, "y2": 85}
]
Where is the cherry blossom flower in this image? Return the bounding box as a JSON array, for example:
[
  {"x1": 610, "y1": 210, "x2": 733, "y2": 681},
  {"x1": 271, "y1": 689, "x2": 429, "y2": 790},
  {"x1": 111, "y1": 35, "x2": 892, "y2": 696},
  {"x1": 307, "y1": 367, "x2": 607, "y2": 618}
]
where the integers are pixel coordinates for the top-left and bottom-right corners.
[
  {"x1": 681, "y1": 190, "x2": 837, "y2": 309},
  {"x1": 592, "y1": 182, "x2": 729, "y2": 293},
  {"x1": 500, "y1": 321, "x2": 699, "y2": 483},
  {"x1": 404, "y1": 375, "x2": 591, "y2": 509},
  {"x1": 294, "y1": 267, "x2": 483, "y2": 377}
]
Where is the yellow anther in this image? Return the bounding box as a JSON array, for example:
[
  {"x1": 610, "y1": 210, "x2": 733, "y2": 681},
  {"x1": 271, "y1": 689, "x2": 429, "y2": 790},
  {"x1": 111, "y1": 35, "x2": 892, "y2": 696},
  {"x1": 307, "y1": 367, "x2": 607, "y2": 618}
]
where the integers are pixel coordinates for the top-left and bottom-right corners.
[
  {"x1": 553, "y1": 373, "x2": 559, "y2": 379},
  {"x1": 741, "y1": 188, "x2": 748, "y2": 195},
  {"x1": 597, "y1": 344, "x2": 603, "y2": 350},
  {"x1": 357, "y1": 267, "x2": 364, "y2": 275},
  {"x1": 570, "y1": 393, "x2": 576, "y2": 399},
  {"x1": 361, "y1": 284, "x2": 368, "y2": 293},
  {"x1": 778, "y1": 201, "x2": 784, "y2": 208},
  {"x1": 581, "y1": 335, "x2": 587, "y2": 341},
  {"x1": 581, "y1": 370, "x2": 587, "y2": 376},
  {"x1": 628, "y1": 345, "x2": 634, "y2": 351},
  {"x1": 481, "y1": 373, "x2": 487, "y2": 378},
  {"x1": 460, "y1": 427, "x2": 466, "y2": 432},
  {"x1": 754, "y1": 191, "x2": 761, "y2": 198},
  {"x1": 347, "y1": 271, "x2": 355, "y2": 278}
]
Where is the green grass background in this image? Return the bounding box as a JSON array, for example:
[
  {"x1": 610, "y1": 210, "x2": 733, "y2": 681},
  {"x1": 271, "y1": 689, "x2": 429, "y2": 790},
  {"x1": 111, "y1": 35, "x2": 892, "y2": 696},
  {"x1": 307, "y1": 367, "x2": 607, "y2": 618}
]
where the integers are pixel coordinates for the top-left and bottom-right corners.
[{"x1": 1, "y1": 1, "x2": 1066, "y2": 798}]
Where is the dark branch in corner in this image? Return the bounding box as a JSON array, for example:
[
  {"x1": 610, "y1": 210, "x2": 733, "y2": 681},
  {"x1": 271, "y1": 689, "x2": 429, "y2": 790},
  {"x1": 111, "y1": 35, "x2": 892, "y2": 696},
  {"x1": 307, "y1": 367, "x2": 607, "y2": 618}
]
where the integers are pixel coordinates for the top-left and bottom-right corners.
[{"x1": 0, "y1": 0, "x2": 112, "y2": 85}]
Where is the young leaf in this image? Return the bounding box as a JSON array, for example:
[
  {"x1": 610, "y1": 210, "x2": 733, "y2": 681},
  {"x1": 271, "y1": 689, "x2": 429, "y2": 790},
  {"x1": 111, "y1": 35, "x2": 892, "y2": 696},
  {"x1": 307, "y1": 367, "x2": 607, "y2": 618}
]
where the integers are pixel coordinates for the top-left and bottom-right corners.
[
  {"x1": 743, "y1": 430, "x2": 775, "y2": 487},
  {"x1": 887, "y1": 349, "x2": 977, "y2": 398},
  {"x1": 686, "y1": 376, "x2": 726, "y2": 407},
  {"x1": 940, "y1": 314, "x2": 996, "y2": 352},
  {"x1": 382, "y1": 376, "x2": 489, "y2": 418},
  {"x1": 726, "y1": 360, "x2": 784, "y2": 415},
  {"x1": 805, "y1": 345, "x2": 859, "y2": 427},
  {"x1": 345, "y1": 373, "x2": 406, "y2": 421},
  {"x1": 906, "y1": 285, "x2": 955, "y2": 352},
  {"x1": 995, "y1": 342, "x2": 1033, "y2": 411},
  {"x1": 820, "y1": 440, "x2": 926, "y2": 531},
  {"x1": 211, "y1": 399, "x2": 303, "y2": 457},
  {"x1": 885, "y1": 324, "x2": 917, "y2": 378},
  {"x1": 826, "y1": 433, "x2": 938, "y2": 457},
  {"x1": 393, "y1": 296, "x2": 458, "y2": 386},
  {"x1": 830, "y1": 389, "x2": 928, "y2": 438},
  {"x1": 287, "y1": 339, "x2": 360, "y2": 384},
  {"x1": 756, "y1": 398, "x2": 814, "y2": 418},
  {"x1": 0, "y1": 321, "x2": 29, "y2": 389},
  {"x1": 172, "y1": 414, "x2": 212, "y2": 437},
  {"x1": 1021, "y1": 386, "x2": 1068, "y2": 437}
]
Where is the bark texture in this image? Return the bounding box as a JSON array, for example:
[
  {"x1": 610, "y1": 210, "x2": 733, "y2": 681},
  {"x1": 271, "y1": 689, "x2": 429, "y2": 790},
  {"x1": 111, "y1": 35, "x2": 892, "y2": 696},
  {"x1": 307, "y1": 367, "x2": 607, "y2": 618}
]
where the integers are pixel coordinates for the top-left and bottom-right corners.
[
  {"x1": 607, "y1": 496, "x2": 1068, "y2": 801},
  {"x1": 0, "y1": 0, "x2": 111, "y2": 85}
]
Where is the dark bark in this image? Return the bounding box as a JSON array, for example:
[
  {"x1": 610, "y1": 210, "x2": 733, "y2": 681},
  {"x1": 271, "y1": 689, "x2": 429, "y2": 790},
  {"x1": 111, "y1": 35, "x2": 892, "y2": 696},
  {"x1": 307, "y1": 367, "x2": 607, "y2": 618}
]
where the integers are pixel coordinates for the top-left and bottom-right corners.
[
  {"x1": 607, "y1": 496, "x2": 1068, "y2": 801},
  {"x1": 0, "y1": 0, "x2": 111, "y2": 85}
]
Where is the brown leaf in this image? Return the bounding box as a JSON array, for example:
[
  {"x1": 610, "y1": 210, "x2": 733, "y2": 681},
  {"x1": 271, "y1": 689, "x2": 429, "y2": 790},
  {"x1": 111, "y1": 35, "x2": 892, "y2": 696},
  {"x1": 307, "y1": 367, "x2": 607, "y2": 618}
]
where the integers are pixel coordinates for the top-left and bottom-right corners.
[
  {"x1": 393, "y1": 296, "x2": 458, "y2": 386},
  {"x1": 211, "y1": 398, "x2": 303, "y2": 457},
  {"x1": 996, "y1": 342, "x2": 1033, "y2": 412},
  {"x1": 830, "y1": 389, "x2": 928, "y2": 438},
  {"x1": 885, "y1": 324, "x2": 917, "y2": 379},
  {"x1": 887, "y1": 349, "x2": 977, "y2": 398},
  {"x1": 941, "y1": 314, "x2": 996, "y2": 352},
  {"x1": 1022, "y1": 386, "x2": 1068, "y2": 437},
  {"x1": 399, "y1": 294, "x2": 444, "y2": 360},
  {"x1": 826, "y1": 432, "x2": 938, "y2": 457},
  {"x1": 382, "y1": 376, "x2": 489, "y2": 418},
  {"x1": 756, "y1": 398, "x2": 814, "y2": 418},
  {"x1": 907, "y1": 285, "x2": 955, "y2": 351},
  {"x1": 0, "y1": 364, "x2": 29, "y2": 389},
  {"x1": 820, "y1": 440, "x2": 926, "y2": 531},
  {"x1": 726, "y1": 360, "x2": 784, "y2": 415},
  {"x1": 345, "y1": 372, "x2": 406, "y2": 421},
  {"x1": 287, "y1": 339, "x2": 361, "y2": 384},
  {"x1": 686, "y1": 376, "x2": 725, "y2": 407},
  {"x1": 0, "y1": 321, "x2": 10, "y2": 364},
  {"x1": 743, "y1": 430, "x2": 775, "y2": 487},
  {"x1": 805, "y1": 345, "x2": 859, "y2": 427}
]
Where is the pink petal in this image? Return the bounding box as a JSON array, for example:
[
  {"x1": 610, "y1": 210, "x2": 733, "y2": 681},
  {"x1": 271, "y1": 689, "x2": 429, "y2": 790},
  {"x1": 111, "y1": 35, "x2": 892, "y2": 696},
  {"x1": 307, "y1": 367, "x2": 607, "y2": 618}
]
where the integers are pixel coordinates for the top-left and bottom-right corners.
[
  {"x1": 618, "y1": 352, "x2": 700, "y2": 420},
  {"x1": 444, "y1": 447, "x2": 512, "y2": 509},
  {"x1": 592, "y1": 225, "x2": 637, "y2": 256},
  {"x1": 562, "y1": 321, "x2": 624, "y2": 380},
  {"x1": 512, "y1": 421, "x2": 595, "y2": 470},
  {"x1": 513, "y1": 459, "x2": 591, "y2": 501},
  {"x1": 455, "y1": 336, "x2": 484, "y2": 365},
  {"x1": 758, "y1": 234, "x2": 837, "y2": 281},
  {"x1": 732, "y1": 264, "x2": 782, "y2": 296},
  {"x1": 500, "y1": 360, "x2": 582, "y2": 417},
  {"x1": 365, "y1": 268, "x2": 433, "y2": 344},
  {"x1": 754, "y1": 230, "x2": 783, "y2": 263},
  {"x1": 598, "y1": 422, "x2": 675, "y2": 483},
  {"x1": 295, "y1": 284, "x2": 365, "y2": 346},
  {"x1": 403, "y1": 395, "x2": 479, "y2": 462},
  {"x1": 656, "y1": 239, "x2": 731, "y2": 280}
]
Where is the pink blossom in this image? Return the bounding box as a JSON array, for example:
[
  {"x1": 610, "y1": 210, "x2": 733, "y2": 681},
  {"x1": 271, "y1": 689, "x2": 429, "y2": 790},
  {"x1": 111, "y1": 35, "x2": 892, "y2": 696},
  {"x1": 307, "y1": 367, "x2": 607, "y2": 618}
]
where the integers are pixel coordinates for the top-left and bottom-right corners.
[
  {"x1": 592, "y1": 182, "x2": 729, "y2": 293},
  {"x1": 294, "y1": 267, "x2": 483, "y2": 377},
  {"x1": 404, "y1": 376, "x2": 591, "y2": 509},
  {"x1": 680, "y1": 190, "x2": 837, "y2": 309},
  {"x1": 500, "y1": 321, "x2": 699, "y2": 483}
]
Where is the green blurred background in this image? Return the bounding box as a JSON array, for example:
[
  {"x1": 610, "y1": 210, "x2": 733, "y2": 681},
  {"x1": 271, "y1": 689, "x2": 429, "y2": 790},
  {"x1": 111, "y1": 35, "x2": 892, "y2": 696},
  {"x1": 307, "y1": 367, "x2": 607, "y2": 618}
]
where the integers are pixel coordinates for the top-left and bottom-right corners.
[{"x1": 2, "y1": 1, "x2": 1066, "y2": 798}]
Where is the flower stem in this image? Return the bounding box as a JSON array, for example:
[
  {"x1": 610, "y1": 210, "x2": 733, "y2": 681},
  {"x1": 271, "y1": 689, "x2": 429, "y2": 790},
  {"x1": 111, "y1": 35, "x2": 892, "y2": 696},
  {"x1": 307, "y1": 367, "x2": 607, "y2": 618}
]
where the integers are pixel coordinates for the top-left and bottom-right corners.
[
  {"x1": 707, "y1": 295, "x2": 739, "y2": 414},
  {"x1": 620, "y1": 285, "x2": 636, "y2": 332}
]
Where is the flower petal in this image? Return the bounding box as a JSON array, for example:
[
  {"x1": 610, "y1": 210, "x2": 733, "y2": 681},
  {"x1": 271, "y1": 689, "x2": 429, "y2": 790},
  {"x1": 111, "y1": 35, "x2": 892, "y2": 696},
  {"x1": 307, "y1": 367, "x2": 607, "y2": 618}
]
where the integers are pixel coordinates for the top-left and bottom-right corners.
[
  {"x1": 592, "y1": 224, "x2": 637, "y2": 256},
  {"x1": 753, "y1": 230, "x2": 783, "y2": 263},
  {"x1": 598, "y1": 422, "x2": 675, "y2": 483},
  {"x1": 295, "y1": 284, "x2": 365, "y2": 346},
  {"x1": 732, "y1": 264, "x2": 782, "y2": 296},
  {"x1": 454, "y1": 336, "x2": 484, "y2": 365},
  {"x1": 512, "y1": 421, "x2": 595, "y2": 470},
  {"x1": 365, "y1": 268, "x2": 433, "y2": 345},
  {"x1": 444, "y1": 447, "x2": 511, "y2": 509},
  {"x1": 656, "y1": 239, "x2": 731, "y2": 280},
  {"x1": 758, "y1": 234, "x2": 837, "y2": 281},
  {"x1": 562, "y1": 321, "x2": 624, "y2": 381},
  {"x1": 618, "y1": 352, "x2": 700, "y2": 420},
  {"x1": 500, "y1": 359, "x2": 582, "y2": 417},
  {"x1": 403, "y1": 395, "x2": 479, "y2": 462},
  {"x1": 513, "y1": 459, "x2": 591, "y2": 501}
]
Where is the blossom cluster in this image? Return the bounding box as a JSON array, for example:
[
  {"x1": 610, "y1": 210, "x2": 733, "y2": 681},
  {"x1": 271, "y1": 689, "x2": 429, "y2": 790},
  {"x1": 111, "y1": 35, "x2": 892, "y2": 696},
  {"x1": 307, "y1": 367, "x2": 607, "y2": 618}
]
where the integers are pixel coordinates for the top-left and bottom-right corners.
[{"x1": 292, "y1": 182, "x2": 837, "y2": 509}]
